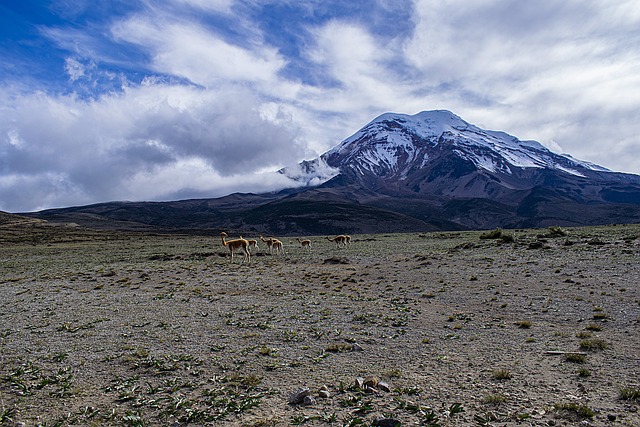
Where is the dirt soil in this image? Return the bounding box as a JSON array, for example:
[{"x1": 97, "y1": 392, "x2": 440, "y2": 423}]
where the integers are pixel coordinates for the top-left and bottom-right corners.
[{"x1": 1, "y1": 221, "x2": 639, "y2": 426}]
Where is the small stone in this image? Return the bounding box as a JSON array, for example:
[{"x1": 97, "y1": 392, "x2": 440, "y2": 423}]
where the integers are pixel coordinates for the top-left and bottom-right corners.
[
  {"x1": 318, "y1": 389, "x2": 331, "y2": 398},
  {"x1": 374, "y1": 418, "x2": 401, "y2": 427},
  {"x1": 607, "y1": 414, "x2": 617, "y2": 421},
  {"x1": 364, "y1": 385, "x2": 379, "y2": 394},
  {"x1": 352, "y1": 343, "x2": 364, "y2": 351},
  {"x1": 377, "y1": 381, "x2": 391, "y2": 392},
  {"x1": 302, "y1": 395, "x2": 317, "y2": 406},
  {"x1": 363, "y1": 376, "x2": 379, "y2": 388},
  {"x1": 288, "y1": 387, "x2": 311, "y2": 404}
]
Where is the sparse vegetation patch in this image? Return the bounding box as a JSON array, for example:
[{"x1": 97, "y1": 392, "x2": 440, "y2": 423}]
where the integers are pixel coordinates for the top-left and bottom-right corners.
[{"x1": 1, "y1": 223, "x2": 639, "y2": 425}]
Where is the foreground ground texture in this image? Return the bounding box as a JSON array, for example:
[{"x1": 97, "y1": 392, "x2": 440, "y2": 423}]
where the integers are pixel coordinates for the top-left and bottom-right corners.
[{"x1": 1, "y1": 221, "x2": 639, "y2": 426}]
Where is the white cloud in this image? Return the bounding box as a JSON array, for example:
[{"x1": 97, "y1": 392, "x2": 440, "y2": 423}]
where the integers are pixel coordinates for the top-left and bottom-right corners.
[
  {"x1": 0, "y1": 82, "x2": 313, "y2": 212},
  {"x1": 111, "y1": 13, "x2": 285, "y2": 87},
  {"x1": 64, "y1": 58, "x2": 86, "y2": 81},
  {"x1": 172, "y1": 0, "x2": 234, "y2": 14}
]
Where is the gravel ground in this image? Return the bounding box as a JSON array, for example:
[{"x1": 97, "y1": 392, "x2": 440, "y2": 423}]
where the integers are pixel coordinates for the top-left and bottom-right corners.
[{"x1": 1, "y1": 222, "x2": 639, "y2": 426}]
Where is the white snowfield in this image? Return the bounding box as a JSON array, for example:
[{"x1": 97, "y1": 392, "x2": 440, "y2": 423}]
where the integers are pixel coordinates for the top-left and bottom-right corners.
[
  {"x1": 282, "y1": 110, "x2": 611, "y2": 183},
  {"x1": 329, "y1": 110, "x2": 610, "y2": 177}
]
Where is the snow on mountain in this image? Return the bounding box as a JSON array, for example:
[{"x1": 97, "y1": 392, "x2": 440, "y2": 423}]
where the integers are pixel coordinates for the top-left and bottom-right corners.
[
  {"x1": 279, "y1": 109, "x2": 621, "y2": 199},
  {"x1": 323, "y1": 110, "x2": 606, "y2": 178}
]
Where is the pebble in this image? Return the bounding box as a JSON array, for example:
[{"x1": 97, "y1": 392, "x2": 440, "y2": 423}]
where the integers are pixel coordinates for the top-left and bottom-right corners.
[
  {"x1": 352, "y1": 343, "x2": 364, "y2": 351},
  {"x1": 374, "y1": 418, "x2": 401, "y2": 427},
  {"x1": 302, "y1": 395, "x2": 316, "y2": 406},
  {"x1": 318, "y1": 389, "x2": 331, "y2": 398},
  {"x1": 288, "y1": 387, "x2": 311, "y2": 404},
  {"x1": 364, "y1": 385, "x2": 379, "y2": 394},
  {"x1": 363, "y1": 376, "x2": 380, "y2": 388},
  {"x1": 378, "y1": 381, "x2": 391, "y2": 392}
]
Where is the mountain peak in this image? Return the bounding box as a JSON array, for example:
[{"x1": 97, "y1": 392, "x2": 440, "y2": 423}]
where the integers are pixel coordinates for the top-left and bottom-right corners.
[{"x1": 282, "y1": 109, "x2": 610, "y2": 187}]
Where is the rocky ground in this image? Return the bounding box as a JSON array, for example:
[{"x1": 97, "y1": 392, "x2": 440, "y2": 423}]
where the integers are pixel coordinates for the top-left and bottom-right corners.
[{"x1": 0, "y1": 220, "x2": 639, "y2": 426}]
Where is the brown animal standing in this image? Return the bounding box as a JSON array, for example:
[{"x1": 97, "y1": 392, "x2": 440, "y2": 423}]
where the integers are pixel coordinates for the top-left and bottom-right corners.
[
  {"x1": 327, "y1": 234, "x2": 350, "y2": 248},
  {"x1": 297, "y1": 238, "x2": 312, "y2": 251},
  {"x1": 260, "y1": 235, "x2": 278, "y2": 254},
  {"x1": 220, "y1": 232, "x2": 250, "y2": 263}
]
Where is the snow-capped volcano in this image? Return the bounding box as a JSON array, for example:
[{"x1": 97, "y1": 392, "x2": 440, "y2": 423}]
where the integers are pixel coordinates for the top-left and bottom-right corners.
[
  {"x1": 282, "y1": 110, "x2": 609, "y2": 186},
  {"x1": 334, "y1": 110, "x2": 609, "y2": 176},
  {"x1": 278, "y1": 109, "x2": 640, "y2": 229}
]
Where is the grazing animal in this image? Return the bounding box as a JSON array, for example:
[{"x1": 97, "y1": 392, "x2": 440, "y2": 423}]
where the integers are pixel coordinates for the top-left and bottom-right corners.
[
  {"x1": 220, "y1": 232, "x2": 250, "y2": 263},
  {"x1": 247, "y1": 239, "x2": 259, "y2": 253},
  {"x1": 297, "y1": 237, "x2": 312, "y2": 251},
  {"x1": 271, "y1": 238, "x2": 284, "y2": 255},
  {"x1": 327, "y1": 234, "x2": 350, "y2": 248},
  {"x1": 260, "y1": 235, "x2": 278, "y2": 254}
]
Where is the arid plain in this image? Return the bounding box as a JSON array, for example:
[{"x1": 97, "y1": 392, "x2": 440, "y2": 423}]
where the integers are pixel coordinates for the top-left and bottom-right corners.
[{"x1": 1, "y1": 218, "x2": 639, "y2": 426}]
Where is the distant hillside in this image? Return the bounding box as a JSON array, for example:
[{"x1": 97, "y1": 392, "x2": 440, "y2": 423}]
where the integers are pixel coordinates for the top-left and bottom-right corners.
[{"x1": 0, "y1": 211, "x2": 46, "y2": 226}]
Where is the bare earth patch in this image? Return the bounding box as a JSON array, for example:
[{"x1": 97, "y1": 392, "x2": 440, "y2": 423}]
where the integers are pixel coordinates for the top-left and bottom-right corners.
[{"x1": 1, "y1": 224, "x2": 639, "y2": 426}]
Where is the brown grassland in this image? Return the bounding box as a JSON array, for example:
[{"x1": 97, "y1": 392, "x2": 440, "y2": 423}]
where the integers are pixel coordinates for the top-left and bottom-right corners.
[{"x1": 1, "y1": 218, "x2": 639, "y2": 426}]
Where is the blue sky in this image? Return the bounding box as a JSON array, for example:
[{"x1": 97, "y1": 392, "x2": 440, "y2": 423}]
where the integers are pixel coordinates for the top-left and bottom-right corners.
[{"x1": 1, "y1": 0, "x2": 640, "y2": 212}]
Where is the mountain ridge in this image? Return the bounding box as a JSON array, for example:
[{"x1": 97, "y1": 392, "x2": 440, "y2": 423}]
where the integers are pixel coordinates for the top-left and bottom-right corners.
[{"x1": 20, "y1": 109, "x2": 640, "y2": 234}]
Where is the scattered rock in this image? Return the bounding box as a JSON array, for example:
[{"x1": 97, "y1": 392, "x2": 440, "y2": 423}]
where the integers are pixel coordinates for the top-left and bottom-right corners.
[
  {"x1": 318, "y1": 385, "x2": 331, "y2": 398},
  {"x1": 607, "y1": 414, "x2": 617, "y2": 421},
  {"x1": 288, "y1": 387, "x2": 311, "y2": 404},
  {"x1": 318, "y1": 389, "x2": 331, "y2": 398},
  {"x1": 302, "y1": 395, "x2": 316, "y2": 406},
  {"x1": 364, "y1": 385, "x2": 379, "y2": 394},
  {"x1": 363, "y1": 376, "x2": 380, "y2": 388},
  {"x1": 378, "y1": 381, "x2": 391, "y2": 392},
  {"x1": 374, "y1": 417, "x2": 401, "y2": 427}
]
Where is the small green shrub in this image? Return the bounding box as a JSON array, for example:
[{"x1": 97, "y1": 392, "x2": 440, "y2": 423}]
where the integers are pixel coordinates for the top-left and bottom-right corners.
[
  {"x1": 482, "y1": 394, "x2": 507, "y2": 406},
  {"x1": 480, "y1": 228, "x2": 503, "y2": 240},
  {"x1": 577, "y1": 368, "x2": 591, "y2": 377},
  {"x1": 492, "y1": 369, "x2": 512, "y2": 380},
  {"x1": 564, "y1": 353, "x2": 587, "y2": 364},
  {"x1": 579, "y1": 338, "x2": 609, "y2": 351},
  {"x1": 620, "y1": 387, "x2": 640, "y2": 401},
  {"x1": 544, "y1": 226, "x2": 568, "y2": 238},
  {"x1": 553, "y1": 402, "x2": 595, "y2": 419}
]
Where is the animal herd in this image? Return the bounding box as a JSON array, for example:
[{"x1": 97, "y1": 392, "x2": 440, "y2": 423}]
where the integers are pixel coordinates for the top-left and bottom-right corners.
[{"x1": 219, "y1": 232, "x2": 351, "y2": 263}]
